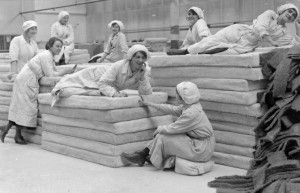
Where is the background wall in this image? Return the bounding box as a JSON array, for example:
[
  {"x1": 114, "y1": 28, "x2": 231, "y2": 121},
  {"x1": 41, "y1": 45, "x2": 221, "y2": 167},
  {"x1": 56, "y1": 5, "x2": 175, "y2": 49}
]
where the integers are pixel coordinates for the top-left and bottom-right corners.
[
  {"x1": 86, "y1": 0, "x2": 300, "y2": 42},
  {"x1": 0, "y1": 0, "x2": 300, "y2": 47}
]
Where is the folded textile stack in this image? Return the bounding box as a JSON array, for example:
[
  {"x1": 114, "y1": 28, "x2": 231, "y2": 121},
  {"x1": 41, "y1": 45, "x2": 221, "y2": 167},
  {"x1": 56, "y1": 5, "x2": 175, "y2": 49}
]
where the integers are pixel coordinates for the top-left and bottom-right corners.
[
  {"x1": 144, "y1": 38, "x2": 168, "y2": 52},
  {"x1": 38, "y1": 91, "x2": 174, "y2": 167},
  {"x1": 68, "y1": 49, "x2": 90, "y2": 64},
  {"x1": 0, "y1": 53, "x2": 11, "y2": 78},
  {"x1": 149, "y1": 53, "x2": 269, "y2": 169}
]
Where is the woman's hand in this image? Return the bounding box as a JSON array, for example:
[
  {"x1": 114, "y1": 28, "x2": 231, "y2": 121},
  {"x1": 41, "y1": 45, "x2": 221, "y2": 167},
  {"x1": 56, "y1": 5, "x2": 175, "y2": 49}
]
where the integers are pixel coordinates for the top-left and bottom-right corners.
[
  {"x1": 97, "y1": 57, "x2": 105, "y2": 63},
  {"x1": 113, "y1": 91, "x2": 128, "y2": 97},
  {"x1": 153, "y1": 127, "x2": 163, "y2": 137}
]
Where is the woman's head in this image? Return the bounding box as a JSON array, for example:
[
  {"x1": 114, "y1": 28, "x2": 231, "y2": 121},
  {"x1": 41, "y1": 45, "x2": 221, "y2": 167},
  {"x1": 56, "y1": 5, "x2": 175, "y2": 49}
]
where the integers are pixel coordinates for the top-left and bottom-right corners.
[
  {"x1": 277, "y1": 4, "x2": 299, "y2": 24},
  {"x1": 111, "y1": 22, "x2": 120, "y2": 34},
  {"x1": 22, "y1": 20, "x2": 37, "y2": 39},
  {"x1": 176, "y1": 81, "x2": 201, "y2": 105},
  {"x1": 186, "y1": 7, "x2": 204, "y2": 26},
  {"x1": 108, "y1": 20, "x2": 125, "y2": 33},
  {"x1": 45, "y1": 37, "x2": 63, "y2": 55},
  {"x1": 58, "y1": 11, "x2": 70, "y2": 25},
  {"x1": 128, "y1": 44, "x2": 150, "y2": 71}
]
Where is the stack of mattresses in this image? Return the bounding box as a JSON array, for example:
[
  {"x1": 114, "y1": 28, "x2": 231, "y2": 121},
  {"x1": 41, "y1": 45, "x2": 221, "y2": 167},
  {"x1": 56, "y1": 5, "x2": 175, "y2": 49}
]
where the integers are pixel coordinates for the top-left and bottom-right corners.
[
  {"x1": 38, "y1": 91, "x2": 174, "y2": 167},
  {"x1": 149, "y1": 53, "x2": 268, "y2": 170},
  {"x1": 0, "y1": 53, "x2": 10, "y2": 78},
  {"x1": 144, "y1": 38, "x2": 168, "y2": 52},
  {"x1": 68, "y1": 49, "x2": 90, "y2": 64}
]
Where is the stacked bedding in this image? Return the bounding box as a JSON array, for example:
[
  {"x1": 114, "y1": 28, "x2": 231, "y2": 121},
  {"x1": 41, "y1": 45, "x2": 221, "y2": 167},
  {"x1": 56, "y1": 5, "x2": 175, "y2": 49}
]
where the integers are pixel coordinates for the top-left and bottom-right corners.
[
  {"x1": 149, "y1": 53, "x2": 268, "y2": 169},
  {"x1": 38, "y1": 91, "x2": 174, "y2": 167},
  {"x1": 68, "y1": 49, "x2": 90, "y2": 64}
]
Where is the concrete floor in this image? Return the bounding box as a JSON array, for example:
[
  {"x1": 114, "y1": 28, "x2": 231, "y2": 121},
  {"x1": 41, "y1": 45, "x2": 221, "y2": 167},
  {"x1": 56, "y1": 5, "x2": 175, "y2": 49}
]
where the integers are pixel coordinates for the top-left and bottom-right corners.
[{"x1": 0, "y1": 138, "x2": 247, "y2": 193}]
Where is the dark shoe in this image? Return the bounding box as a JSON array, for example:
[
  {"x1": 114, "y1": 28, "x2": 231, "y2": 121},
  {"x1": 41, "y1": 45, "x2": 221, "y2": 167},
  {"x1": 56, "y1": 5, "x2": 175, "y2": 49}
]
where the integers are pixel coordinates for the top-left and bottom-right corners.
[
  {"x1": 14, "y1": 137, "x2": 27, "y2": 145},
  {"x1": 145, "y1": 155, "x2": 152, "y2": 164},
  {"x1": 198, "y1": 47, "x2": 228, "y2": 55},
  {"x1": 0, "y1": 127, "x2": 7, "y2": 143},
  {"x1": 167, "y1": 49, "x2": 188, "y2": 55},
  {"x1": 121, "y1": 152, "x2": 146, "y2": 167}
]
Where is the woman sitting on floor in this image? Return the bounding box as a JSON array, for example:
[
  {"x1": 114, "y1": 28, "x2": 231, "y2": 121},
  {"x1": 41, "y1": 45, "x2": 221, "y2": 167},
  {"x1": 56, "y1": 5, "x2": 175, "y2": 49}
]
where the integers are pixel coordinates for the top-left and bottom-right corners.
[
  {"x1": 180, "y1": 7, "x2": 211, "y2": 49},
  {"x1": 51, "y1": 44, "x2": 152, "y2": 106},
  {"x1": 89, "y1": 20, "x2": 129, "y2": 63},
  {"x1": 168, "y1": 3, "x2": 300, "y2": 55},
  {"x1": 121, "y1": 81, "x2": 215, "y2": 172},
  {"x1": 0, "y1": 37, "x2": 75, "y2": 144}
]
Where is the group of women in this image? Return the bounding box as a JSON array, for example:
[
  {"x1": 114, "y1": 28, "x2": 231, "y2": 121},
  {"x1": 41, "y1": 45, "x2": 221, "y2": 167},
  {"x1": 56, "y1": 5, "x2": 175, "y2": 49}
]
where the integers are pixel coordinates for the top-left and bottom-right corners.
[{"x1": 0, "y1": 3, "x2": 299, "y2": 173}]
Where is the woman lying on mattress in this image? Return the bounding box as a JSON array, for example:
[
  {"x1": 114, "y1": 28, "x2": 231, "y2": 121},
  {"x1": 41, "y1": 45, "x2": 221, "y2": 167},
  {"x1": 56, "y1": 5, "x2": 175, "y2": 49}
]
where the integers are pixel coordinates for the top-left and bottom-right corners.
[
  {"x1": 121, "y1": 81, "x2": 215, "y2": 175},
  {"x1": 167, "y1": 3, "x2": 300, "y2": 55},
  {"x1": 51, "y1": 44, "x2": 152, "y2": 106}
]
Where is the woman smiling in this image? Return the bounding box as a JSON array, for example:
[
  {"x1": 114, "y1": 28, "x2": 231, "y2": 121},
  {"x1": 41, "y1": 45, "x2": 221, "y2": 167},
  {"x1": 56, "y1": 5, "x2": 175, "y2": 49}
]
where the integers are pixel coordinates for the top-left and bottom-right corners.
[
  {"x1": 0, "y1": 37, "x2": 75, "y2": 144},
  {"x1": 51, "y1": 44, "x2": 152, "y2": 105},
  {"x1": 181, "y1": 7, "x2": 211, "y2": 49}
]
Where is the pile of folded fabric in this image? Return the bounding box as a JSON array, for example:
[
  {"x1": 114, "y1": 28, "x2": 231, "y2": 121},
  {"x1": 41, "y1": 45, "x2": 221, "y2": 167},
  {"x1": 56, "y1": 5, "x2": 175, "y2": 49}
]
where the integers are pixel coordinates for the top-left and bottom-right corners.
[
  {"x1": 38, "y1": 91, "x2": 174, "y2": 167},
  {"x1": 0, "y1": 53, "x2": 10, "y2": 77},
  {"x1": 68, "y1": 49, "x2": 90, "y2": 64},
  {"x1": 149, "y1": 53, "x2": 271, "y2": 169},
  {"x1": 208, "y1": 45, "x2": 300, "y2": 193}
]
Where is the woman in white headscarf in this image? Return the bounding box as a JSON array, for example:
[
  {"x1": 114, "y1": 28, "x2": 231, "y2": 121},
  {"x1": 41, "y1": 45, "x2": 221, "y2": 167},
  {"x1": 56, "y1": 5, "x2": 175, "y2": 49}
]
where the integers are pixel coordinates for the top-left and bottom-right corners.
[
  {"x1": 0, "y1": 37, "x2": 75, "y2": 144},
  {"x1": 7, "y1": 20, "x2": 39, "y2": 81},
  {"x1": 51, "y1": 11, "x2": 74, "y2": 65},
  {"x1": 89, "y1": 20, "x2": 129, "y2": 63},
  {"x1": 168, "y1": 3, "x2": 300, "y2": 55},
  {"x1": 121, "y1": 81, "x2": 215, "y2": 170},
  {"x1": 181, "y1": 7, "x2": 211, "y2": 49},
  {"x1": 51, "y1": 44, "x2": 152, "y2": 105}
]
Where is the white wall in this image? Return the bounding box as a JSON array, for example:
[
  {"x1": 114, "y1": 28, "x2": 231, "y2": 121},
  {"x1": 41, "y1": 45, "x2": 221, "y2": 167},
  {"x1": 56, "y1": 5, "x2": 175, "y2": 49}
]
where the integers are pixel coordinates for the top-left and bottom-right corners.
[{"x1": 34, "y1": 0, "x2": 87, "y2": 45}]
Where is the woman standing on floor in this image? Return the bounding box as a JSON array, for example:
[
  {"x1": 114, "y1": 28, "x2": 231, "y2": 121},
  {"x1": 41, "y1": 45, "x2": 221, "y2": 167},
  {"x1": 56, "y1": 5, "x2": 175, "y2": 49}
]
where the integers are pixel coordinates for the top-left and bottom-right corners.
[
  {"x1": 89, "y1": 20, "x2": 129, "y2": 63},
  {"x1": 51, "y1": 11, "x2": 74, "y2": 65},
  {"x1": 6, "y1": 20, "x2": 39, "y2": 81},
  {"x1": 168, "y1": 3, "x2": 300, "y2": 55},
  {"x1": 0, "y1": 37, "x2": 75, "y2": 144},
  {"x1": 51, "y1": 44, "x2": 152, "y2": 106},
  {"x1": 181, "y1": 7, "x2": 211, "y2": 49},
  {"x1": 122, "y1": 81, "x2": 215, "y2": 171}
]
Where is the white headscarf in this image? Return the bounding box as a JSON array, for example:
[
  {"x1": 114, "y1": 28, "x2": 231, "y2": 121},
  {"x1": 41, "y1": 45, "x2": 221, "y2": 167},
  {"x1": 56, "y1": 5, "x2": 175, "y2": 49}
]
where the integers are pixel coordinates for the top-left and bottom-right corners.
[
  {"x1": 176, "y1": 81, "x2": 201, "y2": 105},
  {"x1": 188, "y1": 7, "x2": 204, "y2": 19},
  {"x1": 22, "y1": 20, "x2": 37, "y2": 32},
  {"x1": 108, "y1": 20, "x2": 125, "y2": 31},
  {"x1": 127, "y1": 44, "x2": 151, "y2": 60},
  {"x1": 277, "y1": 3, "x2": 299, "y2": 21},
  {"x1": 58, "y1": 11, "x2": 70, "y2": 21}
]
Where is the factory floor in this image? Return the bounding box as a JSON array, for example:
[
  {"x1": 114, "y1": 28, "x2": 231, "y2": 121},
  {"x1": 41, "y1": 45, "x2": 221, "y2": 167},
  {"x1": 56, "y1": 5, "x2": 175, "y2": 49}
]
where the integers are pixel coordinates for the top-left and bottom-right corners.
[{"x1": 0, "y1": 138, "x2": 247, "y2": 193}]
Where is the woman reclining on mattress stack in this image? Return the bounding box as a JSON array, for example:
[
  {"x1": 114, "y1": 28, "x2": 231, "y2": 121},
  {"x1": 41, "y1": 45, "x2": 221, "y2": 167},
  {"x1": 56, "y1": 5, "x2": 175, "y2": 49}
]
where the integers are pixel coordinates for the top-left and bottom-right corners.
[
  {"x1": 51, "y1": 44, "x2": 152, "y2": 106},
  {"x1": 167, "y1": 3, "x2": 300, "y2": 55}
]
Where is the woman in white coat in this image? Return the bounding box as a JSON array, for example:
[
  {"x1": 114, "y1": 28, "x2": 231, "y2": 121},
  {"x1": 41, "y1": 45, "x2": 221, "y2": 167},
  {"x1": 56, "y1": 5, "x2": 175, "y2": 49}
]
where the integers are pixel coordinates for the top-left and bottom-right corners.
[
  {"x1": 0, "y1": 37, "x2": 75, "y2": 144},
  {"x1": 7, "y1": 20, "x2": 39, "y2": 81},
  {"x1": 50, "y1": 44, "x2": 152, "y2": 106},
  {"x1": 122, "y1": 81, "x2": 215, "y2": 170},
  {"x1": 51, "y1": 11, "x2": 74, "y2": 65},
  {"x1": 168, "y1": 3, "x2": 300, "y2": 55},
  {"x1": 181, "y1": 7, "x2": 211, "y2": 49},
  {"x1": 89, "y1": 20, "x2": 129, "y2": 63}
]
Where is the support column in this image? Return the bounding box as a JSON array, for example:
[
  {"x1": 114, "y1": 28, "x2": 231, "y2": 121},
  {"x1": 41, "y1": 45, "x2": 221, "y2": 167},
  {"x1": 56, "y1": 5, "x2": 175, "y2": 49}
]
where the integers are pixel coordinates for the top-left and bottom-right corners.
[{"x1": 170, "y1": 0, "x2": 180, "y2": 49}]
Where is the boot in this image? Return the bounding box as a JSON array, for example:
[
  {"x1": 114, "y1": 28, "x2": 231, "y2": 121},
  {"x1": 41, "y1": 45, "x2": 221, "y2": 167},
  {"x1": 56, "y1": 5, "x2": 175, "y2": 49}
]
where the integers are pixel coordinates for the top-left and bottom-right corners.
[
  {"x1": 1, "y1": 121, "x2": 15, "y2": 143},
  {"x1": 167, "y1": 49, "x2": 188, "y2": 55},
  {"x1": 121, "y1": 148, "x2": 150, "y2": 167},
  {"x1": 14, "y1": 126, "x2": 27, "y2": 145}
]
